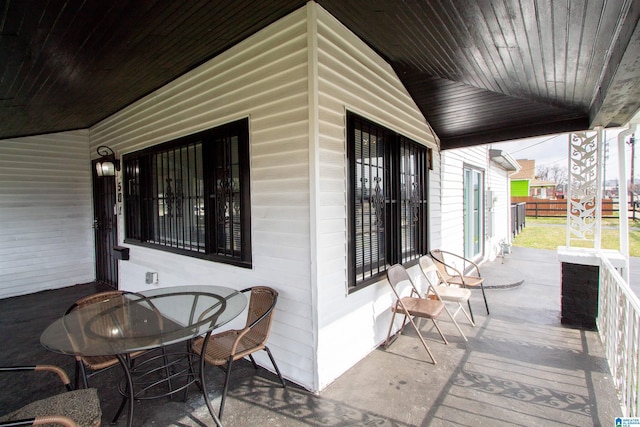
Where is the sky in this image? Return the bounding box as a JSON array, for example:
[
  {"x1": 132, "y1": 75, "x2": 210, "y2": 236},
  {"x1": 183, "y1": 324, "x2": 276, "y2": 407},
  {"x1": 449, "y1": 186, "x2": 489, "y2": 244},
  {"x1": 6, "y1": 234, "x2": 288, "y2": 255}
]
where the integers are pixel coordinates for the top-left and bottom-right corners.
[{"x1": 491, "y1": 127, "x2": 633, "y2": 182}]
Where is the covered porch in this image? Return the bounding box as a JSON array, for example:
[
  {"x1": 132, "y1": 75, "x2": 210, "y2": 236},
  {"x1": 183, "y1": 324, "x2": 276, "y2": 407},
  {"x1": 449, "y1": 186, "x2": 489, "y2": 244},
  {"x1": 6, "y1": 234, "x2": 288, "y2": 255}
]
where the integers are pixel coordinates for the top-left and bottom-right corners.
[
  {"x1": 0, "y1": 246, "x2": 621, "y2": 426},
  {"x1": 1, "y1": 2, "x2": 638, "y2": 424}
]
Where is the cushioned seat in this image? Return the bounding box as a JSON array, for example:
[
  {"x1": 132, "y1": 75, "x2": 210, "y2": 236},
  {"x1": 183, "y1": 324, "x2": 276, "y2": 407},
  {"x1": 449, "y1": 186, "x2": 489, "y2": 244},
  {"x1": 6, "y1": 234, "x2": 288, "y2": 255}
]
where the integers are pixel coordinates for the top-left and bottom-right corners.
[
  {"x1": 0, "y1": 365, "x2": 101, "y2": 427},
  {"x1": 0, "y1": 388, "x2": 101, "y2": 427}
]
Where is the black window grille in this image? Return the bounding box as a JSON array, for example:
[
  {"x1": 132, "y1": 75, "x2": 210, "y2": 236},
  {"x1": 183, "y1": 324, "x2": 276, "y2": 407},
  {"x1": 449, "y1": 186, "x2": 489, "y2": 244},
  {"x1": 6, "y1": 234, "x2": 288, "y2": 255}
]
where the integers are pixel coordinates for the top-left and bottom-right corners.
[
  {"x1": 124, "y1": 118, "x2": 251, "y2": 267},
  {"x1": 347, "y1": 113, "x2": 429, "y2": 290}
]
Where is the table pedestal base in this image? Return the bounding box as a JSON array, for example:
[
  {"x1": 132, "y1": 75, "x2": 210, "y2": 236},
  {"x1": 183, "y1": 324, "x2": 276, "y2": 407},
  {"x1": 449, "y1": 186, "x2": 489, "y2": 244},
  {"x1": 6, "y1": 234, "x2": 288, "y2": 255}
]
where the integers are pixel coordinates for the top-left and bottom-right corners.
[{"x1": 113, "y1": 336, "x2": 223, "y2": 427}]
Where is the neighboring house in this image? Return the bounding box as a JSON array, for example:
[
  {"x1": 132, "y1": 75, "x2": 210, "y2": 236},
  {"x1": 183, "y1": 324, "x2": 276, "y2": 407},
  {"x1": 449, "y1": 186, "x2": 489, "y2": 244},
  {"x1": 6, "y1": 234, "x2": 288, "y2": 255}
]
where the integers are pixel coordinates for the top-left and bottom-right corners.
[
  {"x1": 0, "y1": 3, "x2": 442, "y2": 393},
  {"x1": 510, "y1": 159, "x2": 557, "y2": 199},
  {"x1": 440, "y1": 147, "x2": 520, "y2": 263}
]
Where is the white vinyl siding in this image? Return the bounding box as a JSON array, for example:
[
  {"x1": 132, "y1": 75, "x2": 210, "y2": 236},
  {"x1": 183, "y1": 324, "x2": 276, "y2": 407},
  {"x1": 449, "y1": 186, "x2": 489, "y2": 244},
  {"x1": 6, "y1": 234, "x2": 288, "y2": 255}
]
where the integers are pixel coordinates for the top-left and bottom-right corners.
[
  {"x1": 486, "y1": 150, "x2": 514, "y2": 259},
  {"x1": 440, "y1": 146, "x2": 485, "y2": 256},
  {"x1": 90, "y1": 7, "x2": 315, "y2": 388},
  {"x1": 441, "y1": 145, "x2": 513, "y2": 262},
  {"x1": 92, "y1": 2, "x2": 440, "y2": 391},
  {"x1": 0, "y1": 3, "x2": 445, "y2": 392},
  {"x1": 0, "y1": 130, "x2": 94, "y2": 298},
  {"x1": 313, "y1": 4, "x2": 439, "y2": 389}
]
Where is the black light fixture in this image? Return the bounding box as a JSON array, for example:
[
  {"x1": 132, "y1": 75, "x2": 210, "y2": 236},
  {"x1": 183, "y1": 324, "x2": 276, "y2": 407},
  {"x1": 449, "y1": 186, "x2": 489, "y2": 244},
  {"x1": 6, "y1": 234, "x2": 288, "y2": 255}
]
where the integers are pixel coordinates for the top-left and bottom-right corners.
[{"x1": 95, "y1": 145, "x2": 121, "y2": 177}]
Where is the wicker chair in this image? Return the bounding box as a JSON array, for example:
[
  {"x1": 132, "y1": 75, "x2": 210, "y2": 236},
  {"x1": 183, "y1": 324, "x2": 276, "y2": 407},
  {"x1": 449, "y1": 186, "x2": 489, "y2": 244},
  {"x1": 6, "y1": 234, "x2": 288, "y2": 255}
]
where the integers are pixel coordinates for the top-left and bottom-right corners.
[
  {"x1": 0, "y1": 365, "x2": 101, "y2": 427},
  {"x1": 430, "y1": 249, "x2": 489, "y2": 318},
  {"x1": 191, "y1": 286, "x2": 286, "y2": 419},
  {"x1": 64, "y1": 291, "x2": 146, "y2": 390},
  {"x1": 384, "y1": 264, "x2": 447, "y2": 364}
]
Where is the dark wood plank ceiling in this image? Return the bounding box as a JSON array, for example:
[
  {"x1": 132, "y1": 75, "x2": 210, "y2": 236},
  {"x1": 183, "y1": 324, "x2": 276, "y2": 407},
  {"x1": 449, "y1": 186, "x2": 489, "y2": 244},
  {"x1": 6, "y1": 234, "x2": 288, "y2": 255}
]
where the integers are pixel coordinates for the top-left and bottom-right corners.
[{"x1": 1, "y1": 0, "x2": 639, "y2": 150}]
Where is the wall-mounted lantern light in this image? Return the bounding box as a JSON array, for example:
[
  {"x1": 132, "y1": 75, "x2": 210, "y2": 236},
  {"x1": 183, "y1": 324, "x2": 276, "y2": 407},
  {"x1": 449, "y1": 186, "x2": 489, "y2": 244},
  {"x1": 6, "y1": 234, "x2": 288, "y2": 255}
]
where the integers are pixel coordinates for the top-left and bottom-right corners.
[{"x1": 95, "y1": 145, "x2": 121, "y2": 177}]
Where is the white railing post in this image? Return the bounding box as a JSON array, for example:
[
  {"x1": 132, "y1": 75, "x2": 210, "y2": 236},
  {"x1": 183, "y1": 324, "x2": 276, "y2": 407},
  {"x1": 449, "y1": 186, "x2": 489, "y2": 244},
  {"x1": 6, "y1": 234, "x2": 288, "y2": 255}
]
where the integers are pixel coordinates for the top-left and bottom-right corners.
[
  {"x1": 617, "y1": 125, "x2": 634, "y2": 282},
  {"x1": 595, "y1": 127, "x2": 603, "y2": 249},
  {"x1": 598, "y1": 252, "x2": 640, "y2": 416}
]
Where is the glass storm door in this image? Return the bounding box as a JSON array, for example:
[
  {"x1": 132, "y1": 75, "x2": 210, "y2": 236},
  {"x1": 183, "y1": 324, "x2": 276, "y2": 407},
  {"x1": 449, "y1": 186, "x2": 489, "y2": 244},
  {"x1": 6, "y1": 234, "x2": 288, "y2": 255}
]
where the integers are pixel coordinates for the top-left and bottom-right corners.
[{"x1": 464, "y1": 167, "x2": 483, "y2": 259}]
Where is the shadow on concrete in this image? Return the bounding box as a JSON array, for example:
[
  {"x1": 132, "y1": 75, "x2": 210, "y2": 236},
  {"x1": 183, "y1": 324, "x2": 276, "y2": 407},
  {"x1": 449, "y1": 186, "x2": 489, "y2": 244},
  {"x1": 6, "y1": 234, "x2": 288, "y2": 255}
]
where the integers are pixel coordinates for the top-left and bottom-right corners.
[{"x1": 0, "y1": 247, "x2": 623, "y2": 426}]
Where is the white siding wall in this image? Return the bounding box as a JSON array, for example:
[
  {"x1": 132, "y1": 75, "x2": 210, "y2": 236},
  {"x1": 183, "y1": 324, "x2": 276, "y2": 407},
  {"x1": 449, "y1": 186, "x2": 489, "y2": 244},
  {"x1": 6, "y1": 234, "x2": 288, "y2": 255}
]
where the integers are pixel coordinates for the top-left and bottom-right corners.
[
  {"x1": 0, "y1": 2, "x2": 445, "y2": 392},
  {"x1": 313, "y1": 4, "x2": 440, "y2": 389},
  {"x1": 440, "y1": 146, "x2": 512, "y2": 262},
  {"x1": 89, "y1": 3, "x2": 441, "y2": 391},
  {"x1": 440, "y1": 149, "x2": 469, "y2": 256},
  {"x1": 440, "y1": 146, "x2": 488, "y2": 256},
  {"x1": 0, "y1": 130, "x2": 94, "y2": 298},
  {"x1": 430, "y1": 152, "x2": 443, "y2": 250},
  {"x1": 89, "y1": 8, "x2": 315, "y2": 389},
  {"x1": 486, "y1": 148, "x2": 513, "y2": 259}
]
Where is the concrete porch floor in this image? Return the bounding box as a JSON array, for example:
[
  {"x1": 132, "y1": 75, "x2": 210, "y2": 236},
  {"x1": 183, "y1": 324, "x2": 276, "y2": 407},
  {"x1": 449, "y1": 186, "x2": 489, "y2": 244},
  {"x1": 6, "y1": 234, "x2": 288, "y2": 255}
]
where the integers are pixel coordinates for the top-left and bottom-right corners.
[{"x1": 0, "y1": 246, "x2": 622, "y2": 426}]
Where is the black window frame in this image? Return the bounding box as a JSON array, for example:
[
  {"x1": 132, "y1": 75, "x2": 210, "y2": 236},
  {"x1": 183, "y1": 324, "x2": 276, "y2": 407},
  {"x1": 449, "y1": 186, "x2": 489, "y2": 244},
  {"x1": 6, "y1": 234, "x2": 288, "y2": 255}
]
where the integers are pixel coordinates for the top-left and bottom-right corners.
[
  {"x1": 123, "y1": 118, "x2": 252, "y2": 268},
  {"x1": 347, "y1": 112, "x2": 430, "y2": 291}
]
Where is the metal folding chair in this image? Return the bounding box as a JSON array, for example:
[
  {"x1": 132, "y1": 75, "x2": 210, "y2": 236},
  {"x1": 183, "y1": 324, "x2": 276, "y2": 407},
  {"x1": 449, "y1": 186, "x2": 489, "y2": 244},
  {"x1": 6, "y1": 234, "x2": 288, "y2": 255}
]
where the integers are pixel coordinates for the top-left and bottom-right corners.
[
  {"x1": 384, "y1": 264, "x2": 448, "y2": 364},
  {"x1": 419, "y1": 256, "x2": 474, "y2": 340},
  {"x1": 430, "y1": 249, "x2": 489, "y2": 321}
]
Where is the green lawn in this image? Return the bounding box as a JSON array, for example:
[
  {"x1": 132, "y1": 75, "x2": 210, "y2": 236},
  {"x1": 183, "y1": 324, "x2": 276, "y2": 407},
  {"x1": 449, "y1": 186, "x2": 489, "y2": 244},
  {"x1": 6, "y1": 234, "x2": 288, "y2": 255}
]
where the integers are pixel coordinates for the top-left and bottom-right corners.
[{"x1": 512, "y1": 217, "x2": 640, "y2": 257}]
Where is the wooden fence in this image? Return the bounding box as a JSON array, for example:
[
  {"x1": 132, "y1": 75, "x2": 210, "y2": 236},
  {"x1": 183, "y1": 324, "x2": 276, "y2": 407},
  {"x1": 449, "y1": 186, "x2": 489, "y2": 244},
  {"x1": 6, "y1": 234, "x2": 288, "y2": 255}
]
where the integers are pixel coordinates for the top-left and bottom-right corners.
[{"x1": 510, "y1": 196, "x2": 640, "y2": 219}]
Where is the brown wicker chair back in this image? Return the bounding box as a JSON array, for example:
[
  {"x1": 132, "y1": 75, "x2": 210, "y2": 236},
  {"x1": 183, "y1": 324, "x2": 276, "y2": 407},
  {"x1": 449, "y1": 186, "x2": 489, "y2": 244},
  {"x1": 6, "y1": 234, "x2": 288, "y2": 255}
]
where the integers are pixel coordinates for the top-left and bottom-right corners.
[
  {"x1": 191, "y1": 286, "x2": 286, "y2": 420},
  {"x1": 64, "y1": 291, "x2": 148, "y2": 392},
  {"x1": 243, "y1": 286, "x2": 277, "y2": 348}
]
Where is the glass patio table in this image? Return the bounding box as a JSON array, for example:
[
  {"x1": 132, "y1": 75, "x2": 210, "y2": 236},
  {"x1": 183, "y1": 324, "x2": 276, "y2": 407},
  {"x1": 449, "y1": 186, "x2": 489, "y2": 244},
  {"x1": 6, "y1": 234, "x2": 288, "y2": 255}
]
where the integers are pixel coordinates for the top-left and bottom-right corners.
[{"x1": 40, "y1": 285, "x2": 247, "y2": 427}]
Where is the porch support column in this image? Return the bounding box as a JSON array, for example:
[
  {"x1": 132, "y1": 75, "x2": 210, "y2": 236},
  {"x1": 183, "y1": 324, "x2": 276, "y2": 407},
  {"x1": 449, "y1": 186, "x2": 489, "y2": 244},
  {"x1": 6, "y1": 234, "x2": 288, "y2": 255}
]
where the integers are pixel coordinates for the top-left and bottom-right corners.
[
  {"x1": 566, "y1": 131, "x2": 599, "y2": 248},
  {"x1": 617, "y1": 124, "x2": 637, "y2": 283},
  {"x1": 595, "y1": 127, "x2": 604, "y2": 250},
  {"x1": 559, "y1": 130, "x2": 601, "y2": 329}
]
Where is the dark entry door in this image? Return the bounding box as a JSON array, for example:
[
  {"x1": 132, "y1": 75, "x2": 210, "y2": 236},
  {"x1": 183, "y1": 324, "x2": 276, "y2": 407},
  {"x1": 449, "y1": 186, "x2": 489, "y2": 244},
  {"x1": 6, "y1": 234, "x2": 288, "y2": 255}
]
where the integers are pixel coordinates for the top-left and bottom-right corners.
[{"x1": 92, "y1": 160, "x2": 118, "y2": 288}]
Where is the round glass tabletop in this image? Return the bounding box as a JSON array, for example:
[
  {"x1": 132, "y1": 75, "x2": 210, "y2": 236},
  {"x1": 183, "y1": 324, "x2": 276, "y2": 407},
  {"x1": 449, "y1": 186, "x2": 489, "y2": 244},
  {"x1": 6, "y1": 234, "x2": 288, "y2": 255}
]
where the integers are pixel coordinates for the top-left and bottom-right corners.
[{"x1": 41, "y1": 286, "x2": 247, "y2": 356}]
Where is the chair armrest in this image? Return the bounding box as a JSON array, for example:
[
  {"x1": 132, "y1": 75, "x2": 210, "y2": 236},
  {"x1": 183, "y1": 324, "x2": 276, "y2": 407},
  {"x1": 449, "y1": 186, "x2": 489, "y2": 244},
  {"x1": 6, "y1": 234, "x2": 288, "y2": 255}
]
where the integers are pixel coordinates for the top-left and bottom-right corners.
[
  {"x1": 0, "y1": 415, "x2": 79, "y2": 427},
  {"x1": 467, "y1": 259, "x2": 482, "y2": 277},
  {"x1": 437, "y1": 256, "x2": 465, "y2": 279},
  {"x1": 33, "y1": 415, "x2": 79, "y2": 427},
  {"x1": 34, "y1": 365, "x2": 72, "y2": 390},
  {"x1": 0, "y1": 365, "x2": 72, "y2": 392},
  {"x1": 439, "y1": 250, "x2": 481, "y2": 277},
  {"x1": 0, "y1": 415, "x2": 80, "y2": 427},
  {"x1": 458, "y1": 255, "x2": 480, "y2": 277},
  {"x1": 229, "y1": 327, "x2": 252, "y2": 355}
]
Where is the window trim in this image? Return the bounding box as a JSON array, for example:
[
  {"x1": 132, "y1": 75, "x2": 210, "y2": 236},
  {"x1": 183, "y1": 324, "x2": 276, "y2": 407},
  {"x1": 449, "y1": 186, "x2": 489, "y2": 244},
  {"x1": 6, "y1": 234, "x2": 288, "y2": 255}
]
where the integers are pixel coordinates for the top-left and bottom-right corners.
[
  {"x1": 346, "y1": 112, "x2": 430, "y2": 292},
  {"x1": 123, "y1": 118, "x2": 252, "y2": 268}
]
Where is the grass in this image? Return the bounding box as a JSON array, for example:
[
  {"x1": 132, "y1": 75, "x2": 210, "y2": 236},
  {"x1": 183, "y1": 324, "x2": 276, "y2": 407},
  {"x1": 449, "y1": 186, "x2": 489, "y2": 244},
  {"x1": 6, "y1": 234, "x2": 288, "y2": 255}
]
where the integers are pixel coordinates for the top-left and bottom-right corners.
[{"x1": 512, "y1": 217, "x2": 640, "y2": 257}]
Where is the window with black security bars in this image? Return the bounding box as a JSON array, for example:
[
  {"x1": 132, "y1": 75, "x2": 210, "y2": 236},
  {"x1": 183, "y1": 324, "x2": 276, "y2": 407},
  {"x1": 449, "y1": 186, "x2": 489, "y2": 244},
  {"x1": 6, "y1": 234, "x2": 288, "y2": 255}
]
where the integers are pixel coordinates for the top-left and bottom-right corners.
[
  {"x1": 210, "y1": 133, "x2": 243, "y2": 259},
  {"x1": 148, "y1": 142, "x2": 205, "y2": 252},
  {"x1": 124, "y1": 157, "x2": 141, "y2": 241},
  {"x1": 347, "y1": 112, "x2": 429, "y2": 290},
  {"x1": 123, "y1": 118, "x2": 251, "y2": 267},
  {"x1": 398, "y1": 137, "x2": 428, "y2": 264}
]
